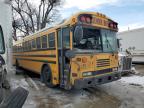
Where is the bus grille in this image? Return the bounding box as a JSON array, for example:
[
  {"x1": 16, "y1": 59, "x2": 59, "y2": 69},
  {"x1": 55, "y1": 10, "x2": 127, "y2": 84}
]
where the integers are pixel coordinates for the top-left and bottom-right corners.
[
  {"x1": 97, "y1": 59, "x2": 110, "y2": 67},
  {"x1": 122, "y1": 57, "x2": 132, "y2": 70}
]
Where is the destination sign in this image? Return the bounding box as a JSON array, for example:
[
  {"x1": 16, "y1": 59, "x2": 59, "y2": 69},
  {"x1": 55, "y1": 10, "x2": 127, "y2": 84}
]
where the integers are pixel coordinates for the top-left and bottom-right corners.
[
  {"x1": 92, "y1": 16, "x2": 109, "y2": 27},
  {"x1": 79, "y1": 14, "x2": 118, "y2": 30}
]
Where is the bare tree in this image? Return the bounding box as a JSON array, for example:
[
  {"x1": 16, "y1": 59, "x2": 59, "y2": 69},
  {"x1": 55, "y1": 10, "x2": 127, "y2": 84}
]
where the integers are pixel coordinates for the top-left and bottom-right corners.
[{"x1": 12, "y1": 0, "x2": 62, "y2": 39}]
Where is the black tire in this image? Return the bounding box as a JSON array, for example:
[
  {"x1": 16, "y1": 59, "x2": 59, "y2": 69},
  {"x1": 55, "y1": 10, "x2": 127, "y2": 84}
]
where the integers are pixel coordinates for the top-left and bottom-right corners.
[
  {"x1": 41, "y1": 66, "x2": 55, "y2": 88},
  {"x1": 0, "y1": 87, "x2": 29, "y2": 108}
]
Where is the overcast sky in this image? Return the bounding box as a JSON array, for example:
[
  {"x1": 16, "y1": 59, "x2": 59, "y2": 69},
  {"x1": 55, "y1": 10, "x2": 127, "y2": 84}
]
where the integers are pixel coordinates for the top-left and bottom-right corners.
[{"x1": 61, "y1": 0, "x2": 144, "y2": 32}]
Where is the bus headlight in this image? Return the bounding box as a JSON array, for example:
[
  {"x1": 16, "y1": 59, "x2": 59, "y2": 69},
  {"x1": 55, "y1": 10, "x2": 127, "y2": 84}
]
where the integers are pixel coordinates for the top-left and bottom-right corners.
[
  {"x1": 83, "y1": 72, "x2": 92, "y2": 77},
  {"x1": 113, "y1": 67, "x2": 118, "y2": 72}
]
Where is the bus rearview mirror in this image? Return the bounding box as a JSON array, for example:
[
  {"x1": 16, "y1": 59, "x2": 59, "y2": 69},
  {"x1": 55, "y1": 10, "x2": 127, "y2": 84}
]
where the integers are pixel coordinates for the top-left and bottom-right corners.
[{"x1": 74, "y1": 26, "x2": 83, "y2": 44}]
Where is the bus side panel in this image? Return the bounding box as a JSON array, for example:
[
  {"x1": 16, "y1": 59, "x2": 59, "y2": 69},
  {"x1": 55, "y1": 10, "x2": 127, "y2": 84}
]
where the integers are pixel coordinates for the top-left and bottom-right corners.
[
  {"x1": 14, "y1": 56, "x2": 59, "y2": 85},
  {"x1": 18, "y1": 60, "x2": 59, "y2": 85},
  {"x1": 18, "y1": 59, "x2": 43, "y2": 74}
]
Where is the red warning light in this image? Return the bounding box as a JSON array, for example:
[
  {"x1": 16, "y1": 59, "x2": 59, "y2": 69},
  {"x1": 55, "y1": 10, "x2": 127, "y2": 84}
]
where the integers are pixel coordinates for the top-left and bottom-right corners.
[
  {"x1": 110, "y1": 23, "x2": 113, "y2": 28},
  {"x1": 79, "y1": 14, "x2": 92, "y2": 24},
  {"x1": 80, "y1": 16, "x2": 86, "y2": 22},
  {"x1": 86, "y1": 17, "x2": 91, "y2": 23},
  {"x1": 114, "y1": 24, "x2": 117, "y2": 29}
]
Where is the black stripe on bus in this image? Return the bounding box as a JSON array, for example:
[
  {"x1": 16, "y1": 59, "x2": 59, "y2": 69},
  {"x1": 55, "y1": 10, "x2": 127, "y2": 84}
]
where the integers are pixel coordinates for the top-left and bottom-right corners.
[
  {"x1": 17, "y1": 58, "x2": 56, "y2": 64},
  {"x1": 14, "y1": 55, "x2": 56, "y2": 58},
  {"x1": 92, "y1": 68, "x2": 113, "y2": 76},
  {"x1": 13, "y1": 48, "x2": 56, "y2": 53}
]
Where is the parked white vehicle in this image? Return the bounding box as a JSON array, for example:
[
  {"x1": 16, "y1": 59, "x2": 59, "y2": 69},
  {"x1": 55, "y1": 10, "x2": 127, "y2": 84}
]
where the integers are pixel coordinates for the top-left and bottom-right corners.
[
  {"x1": 0, "y1": 2, "x2": 29, "y2": 107},
  {"x1": 118, "y1": 27, "x2": 144, "y2": 63},
  {"x1": 0, "y1": 0, "x2": 12, "y2": 90},
  {"x1": 118, "y1": 51, "x2": 134, "y2": 75}
]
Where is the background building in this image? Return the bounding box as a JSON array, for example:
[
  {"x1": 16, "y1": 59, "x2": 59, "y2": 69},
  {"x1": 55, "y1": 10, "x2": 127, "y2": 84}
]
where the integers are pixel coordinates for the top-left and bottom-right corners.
[{"x1": 118, "y1": 27, "x2": 144, "y2": 63}]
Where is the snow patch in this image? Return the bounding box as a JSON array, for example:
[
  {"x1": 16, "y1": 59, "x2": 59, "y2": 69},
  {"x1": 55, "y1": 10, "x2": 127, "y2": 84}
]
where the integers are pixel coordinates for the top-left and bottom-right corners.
[
  {"x1": 63, "y1": 104, "x2": 73, "y2": 108},
  {"x1": 120, "y1": 75, "x2": 144, "y2": 86},
  {"x1": 10, "y1": 78, "x2": 29, "y2": 90}
]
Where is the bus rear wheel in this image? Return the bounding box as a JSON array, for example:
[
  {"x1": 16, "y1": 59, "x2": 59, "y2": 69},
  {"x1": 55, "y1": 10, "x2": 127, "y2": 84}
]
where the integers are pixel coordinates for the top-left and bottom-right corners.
[{"x1": 41, "y1": 66, "x2": 55, "y2": 88}]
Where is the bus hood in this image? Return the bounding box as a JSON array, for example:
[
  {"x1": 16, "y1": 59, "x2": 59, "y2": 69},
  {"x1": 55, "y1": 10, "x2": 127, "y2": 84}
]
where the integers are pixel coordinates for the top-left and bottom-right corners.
[{"x1": 70, "y1": 53, "x2": 119, "y2": 78}]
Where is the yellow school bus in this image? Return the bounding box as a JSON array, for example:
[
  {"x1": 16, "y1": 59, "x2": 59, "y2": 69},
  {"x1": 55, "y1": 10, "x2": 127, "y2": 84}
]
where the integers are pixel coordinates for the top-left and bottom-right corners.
[{"x1": 13, "y1": 12, "x2": 121, "y2": 89}]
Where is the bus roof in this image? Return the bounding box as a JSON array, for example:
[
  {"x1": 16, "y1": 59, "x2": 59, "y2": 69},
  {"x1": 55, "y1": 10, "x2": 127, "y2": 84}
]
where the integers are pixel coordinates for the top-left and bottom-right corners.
[{"x1": 13, "y1": 12, "x2": 117, "y2": 45}]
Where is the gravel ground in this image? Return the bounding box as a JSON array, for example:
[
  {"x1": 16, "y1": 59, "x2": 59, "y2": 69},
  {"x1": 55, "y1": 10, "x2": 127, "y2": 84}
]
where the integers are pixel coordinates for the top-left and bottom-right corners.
[{"x1": 6, "y1": 65, "x2": 144, "y2": 108}]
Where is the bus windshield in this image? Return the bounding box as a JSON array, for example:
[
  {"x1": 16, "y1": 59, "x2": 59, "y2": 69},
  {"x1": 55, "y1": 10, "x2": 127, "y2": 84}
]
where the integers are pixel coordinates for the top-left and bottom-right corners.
[
  {"x1": 73, "y1": 27, "x2": 118, "y2": 53},
  {"x1": 101, "y1": 29, "x2": 118, "y2": 53},
  {"x1": 0, "y1": 26, "x2": 4, "y2": 54}
]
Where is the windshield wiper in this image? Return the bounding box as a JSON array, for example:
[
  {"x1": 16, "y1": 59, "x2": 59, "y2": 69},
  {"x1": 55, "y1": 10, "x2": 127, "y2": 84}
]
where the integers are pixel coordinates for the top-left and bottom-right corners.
[{"x1": 105, "y1": 35, "x2": 114, "y2": 55}]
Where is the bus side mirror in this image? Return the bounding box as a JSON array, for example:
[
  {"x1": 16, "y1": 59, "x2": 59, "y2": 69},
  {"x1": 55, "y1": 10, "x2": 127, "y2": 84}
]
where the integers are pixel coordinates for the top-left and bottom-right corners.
[
  {"x1": 65, "y1": 50, "x2": 75, "y2": 58},
  {"x1": 74, "y1": 26, "x2": 83, "y2": 44}
]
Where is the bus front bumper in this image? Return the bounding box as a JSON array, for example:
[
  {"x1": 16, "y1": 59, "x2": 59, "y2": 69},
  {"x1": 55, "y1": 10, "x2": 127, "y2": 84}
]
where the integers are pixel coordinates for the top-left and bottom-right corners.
[{"x1": 74, "y1": 72, "x2": 121, "y2": 89}]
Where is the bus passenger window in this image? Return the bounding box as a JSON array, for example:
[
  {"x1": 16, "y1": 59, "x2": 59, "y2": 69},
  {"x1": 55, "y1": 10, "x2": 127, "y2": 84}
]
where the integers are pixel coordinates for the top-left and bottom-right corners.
[
  {"x1": 28, "y1": 41, "x2": 31, "y2": 51},
  {"x1": 42, "y1": 35, "x2": 47, "y2": 49},
  {"x1": 32, "y1": 39, "x2": 36, "y2": 49},
  {"x1": 14, "y1": 46, "x2": 16, "y2": 52},
  {"x1": 16, "y1": 45, "x2": 18, "y2": 52},
  {"x1": 17, "y1": 45, "x2": 19, "y2": 52},
  {"x1": 23, "y1": 42, "x2": 25, "y2": 51},
  {"x1": 48, "y1": 33, "x2": 55, "y2": 48},
  {"x1": 62, "y1": 27, "x2": 70, "y2": 48},
  {"x1": 19, "y1": 43, "x2": 22, "y2": 52},
  {"x1": 18, "y1": 44, "x2": 20, "y2": 52},
  {"x1": 25, "y1": 41, "x2": 28, "y2": 51},
  {"x1": 12, "y1": 46, "x2": 14, "y2": 52},
  {"x1": 22, "y1": 42, "x2": 25, "y2": 51},
  {"x1": 36, "y1": 37, "x2": 41, "y2": 49}
]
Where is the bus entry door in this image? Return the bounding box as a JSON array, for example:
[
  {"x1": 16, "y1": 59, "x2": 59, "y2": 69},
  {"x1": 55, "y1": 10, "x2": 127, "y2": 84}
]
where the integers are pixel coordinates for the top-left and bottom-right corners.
[{"x1": 57, "y1": 27, "x2": 71, "y2": 89}]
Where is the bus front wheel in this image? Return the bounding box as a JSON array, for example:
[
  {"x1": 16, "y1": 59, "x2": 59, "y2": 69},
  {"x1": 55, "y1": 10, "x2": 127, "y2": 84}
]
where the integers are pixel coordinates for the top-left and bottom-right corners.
[{"x1": 41, "y1": 66, "x2": 55, "y2": 88}]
